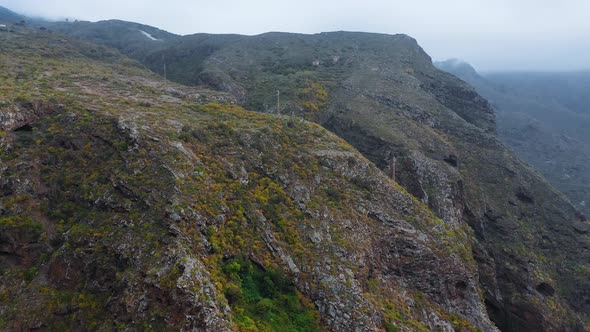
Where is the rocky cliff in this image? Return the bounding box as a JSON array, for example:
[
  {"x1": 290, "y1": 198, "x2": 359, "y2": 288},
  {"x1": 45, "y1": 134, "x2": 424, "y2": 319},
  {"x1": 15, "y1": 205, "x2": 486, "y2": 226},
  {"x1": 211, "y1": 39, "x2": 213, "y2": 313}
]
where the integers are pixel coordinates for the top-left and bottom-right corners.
[
  {"x1": 0, "y1": 26, "x2": 500, "y2": 331},
  {"x1": 435, "y1": 59, "x2": 590, "y2": 218},
  {"x1": 111, "y1": 29, "x2": 589, "y2": 331},
  {"x1": 1, "y1": 16, "x2": 590, "y2": 332}
]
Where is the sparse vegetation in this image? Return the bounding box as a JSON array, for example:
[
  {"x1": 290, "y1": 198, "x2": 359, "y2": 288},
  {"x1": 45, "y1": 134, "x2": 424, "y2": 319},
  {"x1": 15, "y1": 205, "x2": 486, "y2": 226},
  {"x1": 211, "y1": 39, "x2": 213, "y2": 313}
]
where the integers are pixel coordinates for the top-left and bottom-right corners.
[
  {"x1": 1, "y1": 26, "x2": 485, "y2": 331},
  {"x1": 1, "y1": 17, "x2": 588, "y2": 332}
]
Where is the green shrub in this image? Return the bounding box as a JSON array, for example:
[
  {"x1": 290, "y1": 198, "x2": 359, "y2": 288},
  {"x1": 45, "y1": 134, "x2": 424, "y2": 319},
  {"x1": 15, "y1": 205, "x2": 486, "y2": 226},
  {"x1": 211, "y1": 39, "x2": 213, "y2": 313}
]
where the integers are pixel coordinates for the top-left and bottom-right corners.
[{"x1": 221, "y1": 255, "x2": 320, "y2": 331}]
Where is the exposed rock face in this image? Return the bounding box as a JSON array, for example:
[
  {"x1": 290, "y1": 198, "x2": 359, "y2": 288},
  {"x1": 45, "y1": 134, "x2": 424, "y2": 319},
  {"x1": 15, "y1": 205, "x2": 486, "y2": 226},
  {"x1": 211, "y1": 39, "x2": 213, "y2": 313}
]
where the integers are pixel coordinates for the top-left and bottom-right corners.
[
  {"x1": 0, "y1": 101, "x2": 62, "y2": 131},
  {"x1": 436, "y1": 59, "x2": 590, "y2": 218},
  {"x1": 2, "y1": 22, "x2": 590, "y2": 332},
  {"x1": 66, "y1": 29, "x2": 589, "y2": 330},
  {"x1": 0, "y1": 27, "x2": 502, "y2": 331},
  {"x1": 320, "y1": 44, "x2": 590, "y2": 331}
]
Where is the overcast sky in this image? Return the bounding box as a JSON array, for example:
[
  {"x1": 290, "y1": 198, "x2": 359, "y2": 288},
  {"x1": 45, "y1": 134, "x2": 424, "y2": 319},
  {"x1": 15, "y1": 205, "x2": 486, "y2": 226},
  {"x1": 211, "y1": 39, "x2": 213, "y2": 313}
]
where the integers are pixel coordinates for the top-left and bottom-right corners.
[{"x1": 1, "y1": 0, "x2": 589, "y2": 71}]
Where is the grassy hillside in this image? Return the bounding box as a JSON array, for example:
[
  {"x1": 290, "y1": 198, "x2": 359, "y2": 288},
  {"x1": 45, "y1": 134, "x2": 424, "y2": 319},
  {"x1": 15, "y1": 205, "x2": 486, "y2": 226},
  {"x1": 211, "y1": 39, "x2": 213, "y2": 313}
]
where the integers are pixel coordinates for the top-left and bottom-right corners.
[
  {"x1": 3, "y1": 11, "x2": 590, "y2": 331},
  {"x1": 0, "y1": 26, "x2": 498, "y2": 331},
  {"x1": 67, "y1": 28, "x2": 590, "y2": 331}
]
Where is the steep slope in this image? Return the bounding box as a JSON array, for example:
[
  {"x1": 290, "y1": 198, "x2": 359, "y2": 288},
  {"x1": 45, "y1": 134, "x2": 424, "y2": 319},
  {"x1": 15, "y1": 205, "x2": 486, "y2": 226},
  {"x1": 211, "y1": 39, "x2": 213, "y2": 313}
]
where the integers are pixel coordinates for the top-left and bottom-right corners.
[
  {"x1": 436, "y1": 60, "x2": 590, "y2": 216},
  {"x1": 51, "y1": 27, "x2": 590, "y2": 330},
  {"x1": 0, "y1": 6, "x2": 24, "y2": 24},
  {"x1": 0, "y1": 27, "x2": 501, "y2": 331}
]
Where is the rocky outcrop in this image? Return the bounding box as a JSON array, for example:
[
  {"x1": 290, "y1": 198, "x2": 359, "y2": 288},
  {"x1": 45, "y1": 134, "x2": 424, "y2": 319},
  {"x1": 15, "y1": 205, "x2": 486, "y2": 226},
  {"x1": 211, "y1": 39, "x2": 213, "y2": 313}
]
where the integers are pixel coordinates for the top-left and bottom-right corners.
[
  {"x1": 99, "y1": 30, "x2": 589, "y2": 330},
  {"x1": 0, "y1": 27, "x2": 501, "y2": 331},
  {"x1": 2, "y1": 23, "x2": 590, "y2": 331},
  {"x1": 0, "y1": 101, "x2": 63, "y2": 131}
]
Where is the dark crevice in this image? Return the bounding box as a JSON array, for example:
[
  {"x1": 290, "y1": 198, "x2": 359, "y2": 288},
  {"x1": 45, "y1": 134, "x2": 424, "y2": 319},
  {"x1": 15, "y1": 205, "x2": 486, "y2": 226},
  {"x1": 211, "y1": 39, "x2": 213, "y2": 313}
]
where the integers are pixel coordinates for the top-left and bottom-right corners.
[
  {"x1": 535, "y1": 282, "x2": 555, "y2": 297},
  {"x1": 13, "y1": 123, "x2": 33, "y2": 132},
  {"x1": 515, "y1": 191, "x2": 534, "y2": 204},
  {"x1": 443, "y1": 154, "x2": 458, "y2": 167}
]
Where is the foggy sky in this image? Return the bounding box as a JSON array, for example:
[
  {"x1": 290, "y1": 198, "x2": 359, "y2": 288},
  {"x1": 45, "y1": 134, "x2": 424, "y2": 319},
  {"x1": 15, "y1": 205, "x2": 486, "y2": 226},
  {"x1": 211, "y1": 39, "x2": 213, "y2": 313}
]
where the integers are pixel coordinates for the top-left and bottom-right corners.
[{"x1": 1, "y1": 0, "x2": 589, "y2": 72}]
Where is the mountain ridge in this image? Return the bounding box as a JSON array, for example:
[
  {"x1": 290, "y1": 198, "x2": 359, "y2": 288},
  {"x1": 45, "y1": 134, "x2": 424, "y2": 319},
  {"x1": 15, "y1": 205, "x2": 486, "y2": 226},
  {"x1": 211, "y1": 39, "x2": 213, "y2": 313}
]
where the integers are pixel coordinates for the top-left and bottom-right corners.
[
  {"x1": 0, "y1": 24, "x2": 496, "y2": 332},
  {"x1": 1, "y1": 8, "x2": 590, "y2": 331},
  {"x1": 0, "y1": 6, "x2": 24, "y2": 24}
]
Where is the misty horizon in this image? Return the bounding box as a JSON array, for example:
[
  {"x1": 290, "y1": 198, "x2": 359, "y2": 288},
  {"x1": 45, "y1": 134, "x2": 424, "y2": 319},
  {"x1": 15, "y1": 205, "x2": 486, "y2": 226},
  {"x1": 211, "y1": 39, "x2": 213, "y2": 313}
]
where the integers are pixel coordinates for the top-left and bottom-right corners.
[{"x1": 1, "y1": 0, "x2": 589, "y2": 72}]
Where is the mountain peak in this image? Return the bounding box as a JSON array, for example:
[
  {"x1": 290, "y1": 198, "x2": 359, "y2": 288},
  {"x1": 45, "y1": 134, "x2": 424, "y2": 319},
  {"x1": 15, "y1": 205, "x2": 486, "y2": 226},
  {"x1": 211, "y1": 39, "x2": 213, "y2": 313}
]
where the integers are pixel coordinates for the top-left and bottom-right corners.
[{"x1": 435, "y1": 58, "x2": 481, "y2": 80}]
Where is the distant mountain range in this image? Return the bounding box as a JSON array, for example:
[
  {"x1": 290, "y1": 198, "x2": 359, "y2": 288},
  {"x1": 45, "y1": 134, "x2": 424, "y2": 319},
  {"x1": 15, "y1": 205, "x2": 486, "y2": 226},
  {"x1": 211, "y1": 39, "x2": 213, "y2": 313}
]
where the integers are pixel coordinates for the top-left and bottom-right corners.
[{"x1": 436, "y1": 59, "x2": 590, "y2": 216}]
